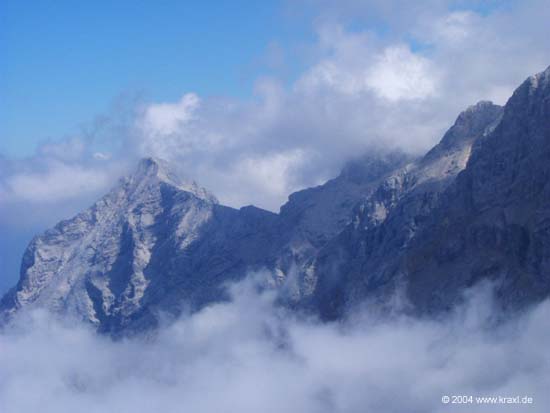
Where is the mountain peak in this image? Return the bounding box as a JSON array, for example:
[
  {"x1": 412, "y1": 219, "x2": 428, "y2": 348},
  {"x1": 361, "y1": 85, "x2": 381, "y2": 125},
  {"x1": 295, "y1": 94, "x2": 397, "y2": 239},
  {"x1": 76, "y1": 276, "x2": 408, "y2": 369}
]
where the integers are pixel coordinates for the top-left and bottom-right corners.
[
  {"x1": 136, "y1": 156, "x2": 164, "y2": 173},
  {"x1": 423, "y1": 100, "x2": 503, "y2": 163},
  {"x1": 462, "y1": 100, "x2": 498, "y2": 114},
  {"x1": 135, "y1": 156, "x2": 177, "y2": 182},
  {"x1": 132, "y1": 157, "x2": 218, "y2": 203},
  {"x1": 527, "y1": 65, "x2": 550, "y2": 91},
  {"x1": 454, "y1": 100, "x2": 502, "y2": 130}
]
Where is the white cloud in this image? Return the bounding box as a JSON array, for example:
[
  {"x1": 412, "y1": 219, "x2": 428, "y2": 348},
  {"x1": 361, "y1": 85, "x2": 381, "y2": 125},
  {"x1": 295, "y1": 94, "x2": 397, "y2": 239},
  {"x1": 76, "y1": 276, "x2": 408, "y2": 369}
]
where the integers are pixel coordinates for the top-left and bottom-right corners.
[
  {"x1": 227, "y1": 150, "x2": 307, "y2": 207},
  {"x1": 1, "y1": 279, "x2": 549, "y2": 413},
  {"x1": 299, "y1": 32, "x2": 438, "y2": 102},
  {"x1": 296, "y1": 25, "x2": 374, "y2": 95},
  {"x1": 141, "y1": 93, "x2": 200, "y2": 135},
  {"x1": 6, "y1": 162, "x2": 112, "y2": 203},
  {"x1": 365, "y1": 45, "x2": 438, "y2": 101}
]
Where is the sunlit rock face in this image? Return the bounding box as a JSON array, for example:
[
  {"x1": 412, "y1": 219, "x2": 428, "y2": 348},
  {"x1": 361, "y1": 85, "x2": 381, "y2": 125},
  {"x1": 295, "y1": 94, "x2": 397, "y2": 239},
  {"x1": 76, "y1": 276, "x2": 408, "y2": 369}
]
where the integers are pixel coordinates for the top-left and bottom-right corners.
[
  {"x1": 1, "y1": 158, "x2": 217, "y2": 332},
  {"x1": 0, "y1": 157, "x2": 283, "y2": 333},
  {"x1": 3, "y1": 67, "x2": 550, "y2": 335}
]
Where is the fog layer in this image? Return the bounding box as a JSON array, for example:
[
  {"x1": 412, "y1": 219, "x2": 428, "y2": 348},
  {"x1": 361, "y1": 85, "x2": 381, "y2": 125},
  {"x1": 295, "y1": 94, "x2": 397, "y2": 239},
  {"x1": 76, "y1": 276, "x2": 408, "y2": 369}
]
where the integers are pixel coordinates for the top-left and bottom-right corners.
[{"x1": 0, "y1": 280, "x2": 548, "y2": 413}]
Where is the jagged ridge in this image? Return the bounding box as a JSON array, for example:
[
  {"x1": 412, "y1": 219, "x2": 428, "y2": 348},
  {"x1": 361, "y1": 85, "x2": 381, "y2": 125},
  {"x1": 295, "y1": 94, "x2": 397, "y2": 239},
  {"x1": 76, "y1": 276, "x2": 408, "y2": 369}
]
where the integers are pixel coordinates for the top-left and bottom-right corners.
[{"x1": 3, "y1": 66, "x2": 550, "y2": 334}]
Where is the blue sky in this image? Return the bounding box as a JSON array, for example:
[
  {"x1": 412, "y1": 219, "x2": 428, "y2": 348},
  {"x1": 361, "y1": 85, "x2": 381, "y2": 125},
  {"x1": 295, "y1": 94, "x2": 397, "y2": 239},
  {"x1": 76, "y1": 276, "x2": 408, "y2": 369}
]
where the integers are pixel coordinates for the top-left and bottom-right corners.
[{"x1": 0, "y1": 0, "x2": 311, "y2": 157}]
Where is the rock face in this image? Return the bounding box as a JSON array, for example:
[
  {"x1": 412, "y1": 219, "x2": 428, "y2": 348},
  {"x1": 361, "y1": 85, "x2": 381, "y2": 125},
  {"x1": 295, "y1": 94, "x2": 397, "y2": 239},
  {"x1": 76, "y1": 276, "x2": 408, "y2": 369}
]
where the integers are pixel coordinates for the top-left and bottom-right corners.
[
  {"x1": 2, "y1": 67, "x2": 550, "y2": 334},
  {"x1": 310, "y1": 101, "x2": 504, "y2": 318},
  {"x1": 311, "y1": 69, "x2": 550, "y2": 318},
  {"x1": 276, "y1": 150, "x2": 411, "y2": 300},
  {"x1": 400, "y1": 67, "x2": 550, "y2": 314},
  {"x1": 0, "y1": 158, "x2": 283, "y2": 333}
]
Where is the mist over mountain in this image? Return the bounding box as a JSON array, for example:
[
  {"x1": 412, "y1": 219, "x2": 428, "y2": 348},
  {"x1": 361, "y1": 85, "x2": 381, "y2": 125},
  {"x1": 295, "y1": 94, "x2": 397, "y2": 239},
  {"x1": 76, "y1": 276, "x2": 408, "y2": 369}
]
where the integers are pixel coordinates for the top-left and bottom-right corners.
[
  {"x1": 2, "y1": 67, "x2": 550, "y2": 336},
  {"x1": 2, "y1": 279, "x2": 549, "y2": 413},
  {"x1": 1, "y1": 65, "x2": 550, "y2": 413},
  {"x1": 4, "y1": 0, "x2": 550, "y2": 411}
]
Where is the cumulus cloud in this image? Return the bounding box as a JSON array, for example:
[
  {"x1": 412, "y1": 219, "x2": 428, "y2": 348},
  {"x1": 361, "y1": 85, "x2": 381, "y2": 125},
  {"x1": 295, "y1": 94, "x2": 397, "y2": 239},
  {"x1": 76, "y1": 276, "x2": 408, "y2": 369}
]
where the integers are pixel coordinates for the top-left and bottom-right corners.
[
  {"x1": 298, "y1": 26, "x2": 437, "y2": 101},
  {"x1": 141, "y1": 93, "x2": 200, "y2": 136},
  {"x1": 0, "y1": 279, "x2": 548, "y2": 413},
  {"x1": 365, "y1": 45, "x2": 438, "y2": 101}
]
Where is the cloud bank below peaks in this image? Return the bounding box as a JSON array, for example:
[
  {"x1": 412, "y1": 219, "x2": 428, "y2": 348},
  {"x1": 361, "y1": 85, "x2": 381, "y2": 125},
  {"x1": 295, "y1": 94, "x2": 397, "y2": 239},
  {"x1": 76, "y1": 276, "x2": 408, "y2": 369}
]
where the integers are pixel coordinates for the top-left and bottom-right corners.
[{"x1": 1, "y1": 277, "x2": 549, "y2": 413}]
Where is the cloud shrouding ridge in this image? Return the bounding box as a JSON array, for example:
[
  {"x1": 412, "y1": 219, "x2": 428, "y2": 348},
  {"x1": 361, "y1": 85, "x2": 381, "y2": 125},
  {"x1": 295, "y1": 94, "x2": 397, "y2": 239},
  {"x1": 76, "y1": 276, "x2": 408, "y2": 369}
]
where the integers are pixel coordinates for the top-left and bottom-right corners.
[
  {"x1": 2, "y1": 0, "x2": 550, "y2": 213},
  {"x1": 0, "y1": 278, "x2": 549, "y2": 413}
]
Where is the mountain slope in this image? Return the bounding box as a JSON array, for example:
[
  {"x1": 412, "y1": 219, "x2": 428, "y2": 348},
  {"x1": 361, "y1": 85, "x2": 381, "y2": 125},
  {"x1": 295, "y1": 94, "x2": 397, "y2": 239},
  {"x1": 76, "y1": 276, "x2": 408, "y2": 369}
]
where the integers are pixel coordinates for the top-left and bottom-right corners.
[
  {"x1": 0, "y1": 153, "x2": 411, "y2": 332},
  {"x1": 402, "y1": 66, "x2": 550, "y2": 313},
  {"x1": 275, "y1": 150, "x2": 411, "y2": 299},
  {"x1": 1, "y1": 158, "x2": 219, "y2": 330},
  {"x1": 311, "y1": 68, "x2": 550, "y2": 318}
]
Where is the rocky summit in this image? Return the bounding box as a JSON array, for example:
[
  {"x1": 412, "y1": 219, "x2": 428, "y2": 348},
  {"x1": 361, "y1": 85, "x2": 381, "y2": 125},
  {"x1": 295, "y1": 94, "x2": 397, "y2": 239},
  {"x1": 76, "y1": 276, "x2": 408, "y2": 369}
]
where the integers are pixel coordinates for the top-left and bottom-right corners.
[{"x1": 2, "y1": 67, "x2": 550, "y2": 335}]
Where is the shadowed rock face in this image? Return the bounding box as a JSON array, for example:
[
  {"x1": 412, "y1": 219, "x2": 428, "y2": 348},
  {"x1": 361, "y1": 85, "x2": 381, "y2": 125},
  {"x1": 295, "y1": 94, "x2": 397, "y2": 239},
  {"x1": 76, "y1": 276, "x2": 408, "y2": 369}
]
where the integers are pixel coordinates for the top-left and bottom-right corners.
[
  {"x1": 311, "y1": 68, "x2": 550, "y2": 319},
  {"x1": 276, "y1": 150, "x2": 412, "y2": 301},
  {"x1": 308, "y1": 100, "x2": 505, "y2": 318},
  {"x1": 2, "y1": 67, "x2": 550, "y2": 334},
  {"x1": 401, "y1": 67, "x2": 550, "y2": 314}
]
